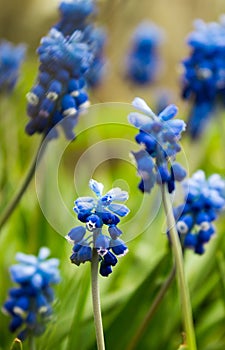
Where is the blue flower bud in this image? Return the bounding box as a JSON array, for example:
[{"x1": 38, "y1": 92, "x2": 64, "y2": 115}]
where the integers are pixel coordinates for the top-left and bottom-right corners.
[
  {"x1": 103, "y1": 251, "x2": 118, "y2": 266},
  {"x1": 100, "y1": 261, "x2": 112, "y2": 277},
  {"x1": 61, "y1": 94, "x2": 77, "y2": 117},
  {"x1": 101, "y1": 212, "x2": 120, "y2": 226},
  {"x1": 66, "y1": 226, "x2": 86, "y2": 244},
  {"x1": 76, "y1": 90, "x2": 90, "y2": 109},
  {"x1": 159, "y1": 104, "x2": 178, "y2": 121},
  {"x1": 184, "y1": 233, "x2": 197, "y2": 248},
  {"x1": 108, "y1": 225, "x2": 122, "y2": 239},
  {"x1": 110, "y1": 239, "x2": 128, "y2": 257}
]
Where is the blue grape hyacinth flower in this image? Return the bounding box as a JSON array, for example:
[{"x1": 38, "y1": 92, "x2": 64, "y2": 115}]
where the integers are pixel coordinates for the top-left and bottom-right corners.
[
  {"x1": 0, "y1": 40, "x2": 26, "y2": 94},
  {"x1": 26, "y1": 0, "x2": 106, "y2": 139},
  {"x1": 26, "y1": 28, "x2": 92, "y2": 139},
  {"x1": 174, "y1": 170, "x2": 225, "y2": 254},
  {"x1": 66, "y1": 179, "x2": 129, "y2": 277},
  {"x1": 181, "y1": 17, "x2": 225, "y2": 138},
  {"x1": 2, "y1": 247, "x2": 60, "y2": 341},
  {"x1": 125, "y1": 21, "x2": 163, "y2": 85},
  {"x1": 128, "y1": 97, "x2": 186, "y2": 193}
]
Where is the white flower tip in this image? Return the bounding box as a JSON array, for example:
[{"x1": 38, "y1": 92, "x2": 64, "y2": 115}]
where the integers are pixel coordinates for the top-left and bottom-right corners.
[{"x1": 89, "y1": 178, "x2": 104, "y2": 196}]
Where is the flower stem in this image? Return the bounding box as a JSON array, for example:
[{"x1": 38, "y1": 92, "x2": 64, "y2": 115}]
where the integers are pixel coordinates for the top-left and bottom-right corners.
[
  {"x1": 126, "y1": 264, "x2": 176, "y2": 350},
  {"x1": 28, "y1": 334, "x2": 36, "y2": 350},
  {"x1": 161, "y1": 184, "x2": 197, "y2": 350},
  {"x1": 0, "y1": 136, "x2": 47, "y2": 231},
  {"x1": 91, "y1": 248, "x2": 105, "y2": 350}
]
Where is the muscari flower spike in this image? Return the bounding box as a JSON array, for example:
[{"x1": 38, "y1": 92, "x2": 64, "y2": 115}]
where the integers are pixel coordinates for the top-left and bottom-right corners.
[
  {"x1": 26, "y1": 0, "x2": 106, "y2": 139},
  {"x1": 0, "y1": 40, "x2": 26, "y2": 94},
  {"x1": 26, "y1": 27, "x2": 92, "y2": 140},
  {"x1": 2, "y1": 247, "x2": 60, "y2": 341},
  {"x1": 125, "y1": 21, "x2": 163, "y2": 85},
  {"x1": 181, "y1": 16, "x2": 225, "y2": 139},
  {"x1": 54, "y1": 0, "x2": 107, "y2": 88},
  {"x1": 128, "y1": 97, "x2": 186, "y2": 194},
  {"x1": 174, "y1": 170, "x2": 225, "y2": 254},
  {"x1": 66, "y1": 179, "x2": 129, "y2": 277}
]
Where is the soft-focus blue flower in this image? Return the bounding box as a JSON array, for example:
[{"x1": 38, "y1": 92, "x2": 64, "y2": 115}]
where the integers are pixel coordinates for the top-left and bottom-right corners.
[
  {"x1": 125, "y1": 21, "x2": 163, "y2": 85},
  {"x1": 128, "y1": 97, "x2": 186, "y2": 193},
  {"x1": 85, "y1": 27, "x2": 107, "y2": 87},
  {"x1": 66, "y1": 179, "x2": 129, "y2": 277},
  {"x1": 26, "y1": 0, "x2": 106, "y2": 139},
  {"x1": 181, "y1": 17, "x2": 225, "y2": 138},
  {"x1": 174, "y1": 170, "x2": 225, "y2": 254},
  {"x1": 55, "y1": 0, "x2": 96, "y2": 36},
  {"x1": 0, "y1": 40, "x2": 26, "y2": 94},
  {"x1": 2, "y1": 248, "x2": 60, "y2": 341}
]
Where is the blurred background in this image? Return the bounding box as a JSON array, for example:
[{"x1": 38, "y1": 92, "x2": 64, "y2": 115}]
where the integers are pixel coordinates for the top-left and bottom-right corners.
[{"x1": 1, "y1": 1, "x2": 225, "y2": 349}]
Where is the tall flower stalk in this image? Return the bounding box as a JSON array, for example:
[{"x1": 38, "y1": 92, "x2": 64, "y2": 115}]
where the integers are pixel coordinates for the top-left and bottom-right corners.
[
  {"x1": 128, "y1": 97, "x2": 197, "y2": 349},
  {"x1": 0, "y1": 0, "x2": 105, "y2": 231},
  {"x1": 66, "y1": 179, "x2": 130, "y2": 349}
]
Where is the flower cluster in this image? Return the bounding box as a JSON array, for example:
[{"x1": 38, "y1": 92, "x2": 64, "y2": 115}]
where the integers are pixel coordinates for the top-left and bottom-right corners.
[
  {"x1": 125, "y1": 21, "x2": 163, "y2": 85},
  {"x1": 181, "y1": 17, "x2": 225, "y2": 138},
  {"x1": 0, "y1": 40, "x2": 26, "y2": 94},
  {"x1": 128, "y1": 98, "x2": 186, "y2": 193},
  {"x1": 66, "y1": 179, "x2": 129, "y2": 277},
  {"x1": 2, "y1": 248, "x2": 60, "y2": 341},
  {"x1": 174, "y1": 170, "x2": 225, "y2": 254},
  {"x1": 26, "y1": 29, "x2": 91, "y2": 139},
  {"x1": 26, "y1": 0, "x2": 106, "y2": 139}
]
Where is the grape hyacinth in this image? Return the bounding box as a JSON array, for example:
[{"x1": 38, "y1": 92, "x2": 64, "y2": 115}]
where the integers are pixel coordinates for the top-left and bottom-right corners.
[
  {"x1": 0, "y1": 40, "x2": 26, "y2": 94},
  {"x1": 128, "y1": 97, "x2": 186, "y2": 194},
  {"x1": 2, "y1": 248, "x2": 60, "y2": 341},
  {"x1": 26, "y1": 28, "x2": 92, "y2": 139},
  {"x1": 66, "y1": 179, "x2": 129, "y2": 277},
  {"x1": 125, "y1": 21, "x2": 163, "y2": 85},
  {"x1": 26, "y1": 0, "x2": 106, "y2": 139},
  {"x1": 174, "y1": 170, "x2": 225, "y2": 254},
  {"x1": 181, "y1": 16, "x2": 225, "y2": 138},
  {"x1": 55, "y1": 0, "x2": 107, "y2": 88}
]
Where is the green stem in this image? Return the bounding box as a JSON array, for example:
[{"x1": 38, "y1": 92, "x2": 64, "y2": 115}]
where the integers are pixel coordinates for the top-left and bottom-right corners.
[
  {"x1": 0, "y1": 136, "x2": 46, "y2": 231},
  {"x1": 161, "y1": 184, "x2": 197, "y2": 350},
  {"x1": 91, "y1": 249, "x2": 105, "y2": 350},
  {"x1": 28, "y1": 334, "x2": 36, "y2": 350},
  {"x1": 126, "y1": 265, "x2": 176, "y2": 350}
]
